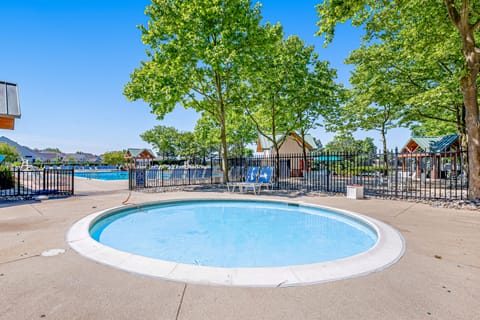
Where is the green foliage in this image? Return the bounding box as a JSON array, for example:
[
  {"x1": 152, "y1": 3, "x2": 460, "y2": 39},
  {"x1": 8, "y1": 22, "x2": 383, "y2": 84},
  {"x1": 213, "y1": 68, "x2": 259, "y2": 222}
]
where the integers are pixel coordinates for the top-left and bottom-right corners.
[
  {"x1": 241, "y1": 31, "x2": 341, "y2": 158},
  {"x1": 317, "y1": 0, "x2": 465, "y2": 146},
  {"x1": 125, "y1": 0, "x2": 270, "y2": 181},
  {"x1": 325, "y1": 133, "x2": 376, "y2": 154},
  {"x1": 141, "y1": 125, "x2": 179, "y2": 157},
  {"x1": 45, "y1": 147, "x2": 62, "y2": 153},
  {"x1": 0, "y1": 143, "x2": 19, "y2": 163},
  {"x1": 0, "y1": 166, "x2": 14, "y2": 190},
  {"x1": 102, "y1": 151, "x2": 125, "y2": 165}
]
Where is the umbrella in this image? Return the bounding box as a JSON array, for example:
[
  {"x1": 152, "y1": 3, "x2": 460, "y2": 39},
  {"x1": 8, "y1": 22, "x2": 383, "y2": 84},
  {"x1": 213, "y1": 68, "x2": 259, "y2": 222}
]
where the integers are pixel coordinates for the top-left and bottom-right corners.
[{"x1": 316, "y1": 155, "x2": 341, "y2": 161}]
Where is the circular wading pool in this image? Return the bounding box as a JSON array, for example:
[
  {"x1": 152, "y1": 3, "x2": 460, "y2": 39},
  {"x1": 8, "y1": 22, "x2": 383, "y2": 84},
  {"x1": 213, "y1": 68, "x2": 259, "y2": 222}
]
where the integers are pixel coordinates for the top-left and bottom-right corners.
[{"x1": 67, "y1": 199, "x2": 404, "y2": 287}]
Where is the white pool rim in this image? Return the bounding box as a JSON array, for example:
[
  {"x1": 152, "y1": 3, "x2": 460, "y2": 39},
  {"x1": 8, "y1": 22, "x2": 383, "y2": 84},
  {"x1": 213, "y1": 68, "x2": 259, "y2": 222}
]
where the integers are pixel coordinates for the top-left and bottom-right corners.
[{"x1": 67, "y1": 198, "x2": 405, "y2": 287}]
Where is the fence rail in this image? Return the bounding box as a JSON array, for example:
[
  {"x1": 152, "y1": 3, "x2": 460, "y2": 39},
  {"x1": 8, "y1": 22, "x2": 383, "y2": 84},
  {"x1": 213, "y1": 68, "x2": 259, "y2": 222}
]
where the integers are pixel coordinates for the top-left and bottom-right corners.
[
  {"x1": 0, "y1": 168, "x2": 75, "y2": 199},
  {"x1": 130, "y1": 149, "x2": 469, "y2": 201}
]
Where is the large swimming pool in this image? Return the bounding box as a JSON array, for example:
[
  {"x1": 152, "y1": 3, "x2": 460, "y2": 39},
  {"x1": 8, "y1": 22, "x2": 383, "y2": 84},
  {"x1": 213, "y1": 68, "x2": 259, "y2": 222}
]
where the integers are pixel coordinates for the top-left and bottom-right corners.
[
  {"x1": 68, "y1": 199, "x2": 405, "y2": 287},
  {"x1": 74, "y1": 171, "x2": 129, "y2": 181}
]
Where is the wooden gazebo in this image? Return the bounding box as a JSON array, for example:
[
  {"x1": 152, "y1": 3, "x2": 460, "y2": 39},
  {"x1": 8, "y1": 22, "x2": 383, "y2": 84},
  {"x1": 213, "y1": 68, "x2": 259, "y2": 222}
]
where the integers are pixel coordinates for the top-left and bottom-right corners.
[
  {"x1": 125, "y1": 148, "x2": 156, "y2": 168},
  {"x1": 400, "y1": 134, "x2": 461, "y2": 179}
]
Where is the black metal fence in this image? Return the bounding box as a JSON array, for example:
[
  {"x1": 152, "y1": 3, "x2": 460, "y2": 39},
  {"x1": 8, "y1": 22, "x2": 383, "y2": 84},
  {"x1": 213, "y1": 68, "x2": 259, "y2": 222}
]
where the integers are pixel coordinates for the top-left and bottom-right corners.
[
  {"x1": 130, "y1": 149, "x2": 469, "y2": 201},
  {"x1": 0, "y1": 168, "x2": 75, "y2": 199},
  {"x1": 129, "y1": 164, "x2": 222, "y2": 190}
]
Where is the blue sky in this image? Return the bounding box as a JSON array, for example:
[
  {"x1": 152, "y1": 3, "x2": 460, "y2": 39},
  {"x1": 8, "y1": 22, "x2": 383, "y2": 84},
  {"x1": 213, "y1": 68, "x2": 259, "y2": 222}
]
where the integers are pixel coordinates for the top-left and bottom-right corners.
[{"x1": 0, "y1": 0, "x2": 409, "y2": 155}]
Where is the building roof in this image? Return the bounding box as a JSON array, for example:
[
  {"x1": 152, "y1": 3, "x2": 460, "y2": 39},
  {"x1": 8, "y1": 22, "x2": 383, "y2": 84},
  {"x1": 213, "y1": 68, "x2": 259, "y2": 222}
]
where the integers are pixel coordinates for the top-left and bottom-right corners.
[
  {"x1": 126, "y1": 148, "x2": 156, "y2": 159},
  {"x1": 402, "y1": 134, "x2": 459, "y2": 153},
  {"x1": 258, "y1": 132, "x2": 318, "y2": 151},
  {"x1": 0, "y1": 136, "x2": 43, "y2": 160}
]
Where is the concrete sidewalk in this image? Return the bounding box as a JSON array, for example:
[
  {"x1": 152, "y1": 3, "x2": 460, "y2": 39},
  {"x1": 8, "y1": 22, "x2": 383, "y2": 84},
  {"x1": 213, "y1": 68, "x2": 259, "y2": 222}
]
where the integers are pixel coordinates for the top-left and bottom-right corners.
[{"x1": 0, "y1": 178, "x2": 479, "y2": 319}]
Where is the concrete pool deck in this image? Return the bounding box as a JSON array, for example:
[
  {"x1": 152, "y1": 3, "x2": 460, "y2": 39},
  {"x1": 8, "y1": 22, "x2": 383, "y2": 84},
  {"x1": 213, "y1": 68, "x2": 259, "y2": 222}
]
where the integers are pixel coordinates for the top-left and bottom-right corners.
[{"x1": 1, "y1": 178, "x2": 479, "y2": 319}]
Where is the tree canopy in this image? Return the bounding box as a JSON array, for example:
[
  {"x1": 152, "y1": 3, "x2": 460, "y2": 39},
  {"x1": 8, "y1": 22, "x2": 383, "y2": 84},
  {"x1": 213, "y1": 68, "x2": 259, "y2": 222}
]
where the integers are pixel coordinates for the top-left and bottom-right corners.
[
  {"x1": 316, "y1": 0, "x2": 480, "y2": 199},
  {"x1": 125, "y1": 0, "x2": 270, "y2": 181},
  {"x1": 102, "y1": 151, "x2": 126, "y2": 165}
]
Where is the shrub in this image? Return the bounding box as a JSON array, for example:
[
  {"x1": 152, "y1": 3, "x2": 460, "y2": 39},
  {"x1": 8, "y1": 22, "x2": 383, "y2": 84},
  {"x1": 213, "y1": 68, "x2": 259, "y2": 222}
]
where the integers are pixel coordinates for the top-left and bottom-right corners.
[{"x1": 0, "y1": 166, "x2": 14, "y2": 190}]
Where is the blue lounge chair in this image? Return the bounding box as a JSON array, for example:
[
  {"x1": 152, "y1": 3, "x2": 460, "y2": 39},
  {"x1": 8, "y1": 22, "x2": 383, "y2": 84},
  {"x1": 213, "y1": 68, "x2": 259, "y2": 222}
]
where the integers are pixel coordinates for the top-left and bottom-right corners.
[
  {"x1": 256, "y1": 166, "x2": 274, "y2": 192},
  {"x1": 202, "y1": 168, "x2": 212, "y2": 182},
  {"x1": 169, "y1": 168, "x2": 185, "y2": 185},
  {"x1": 227, "y1": 166, "x2": 260, "y2": 193},
  {"x1": 191, "y1": 168, "x2": 205, "y2": 184}
]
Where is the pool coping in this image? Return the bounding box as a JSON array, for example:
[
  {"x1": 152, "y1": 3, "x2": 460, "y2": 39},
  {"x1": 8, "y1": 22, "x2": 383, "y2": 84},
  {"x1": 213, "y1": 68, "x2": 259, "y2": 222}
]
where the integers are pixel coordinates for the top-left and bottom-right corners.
[{"x1": 66, "y1": 198, "x2": 405, "y2": 287}]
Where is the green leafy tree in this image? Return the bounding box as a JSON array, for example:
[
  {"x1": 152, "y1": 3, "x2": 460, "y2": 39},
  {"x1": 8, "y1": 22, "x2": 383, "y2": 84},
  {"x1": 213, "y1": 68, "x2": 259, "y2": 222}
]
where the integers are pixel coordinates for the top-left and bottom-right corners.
[
  {"x1": 141, "y1": 125, "x2": 178, "y2": 159},
  {"x1": 316, "y1": 0, "x2": 480, "y2": 199},
  {"x1": 124, "y1": 0, "x2": 269, "y2": 182},
  {"x1": 103, "y1": 151, "x2": 126, "y2": 165},
  {"x1": 289, "y1": 50, "x2": 342, "y2": 171},
  {"x1": 226, "y1": 108, "x2": 257, "y2": 157},
  {"x1": 176, "y1": 131, "x2": 199, "y2": 163},
  {"x1": 325, "y1": 132, "x2": 359, "y2": 153},
  {"x1": 241, "y1": 32, "x2": 341, "y2": 177},
  {"x1": 240, "y1": 27, "x2": 294, "y2": 178},
  {"x1": 193, "y1": 114, "x2": 221, "y2": 162},
  {"x1": 0, "y1": 143, "x2": 19, "y2": 163}
]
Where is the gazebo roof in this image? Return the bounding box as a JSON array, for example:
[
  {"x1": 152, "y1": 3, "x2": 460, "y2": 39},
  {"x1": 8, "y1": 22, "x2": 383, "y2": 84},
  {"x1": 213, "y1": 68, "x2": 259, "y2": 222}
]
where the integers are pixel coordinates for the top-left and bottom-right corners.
[
  {"x1": 126, "y1": 148, "x2": 156, "y2": 159},
  {"x1": 402, "y1": 134, "x2": 459, "y2": 153}
]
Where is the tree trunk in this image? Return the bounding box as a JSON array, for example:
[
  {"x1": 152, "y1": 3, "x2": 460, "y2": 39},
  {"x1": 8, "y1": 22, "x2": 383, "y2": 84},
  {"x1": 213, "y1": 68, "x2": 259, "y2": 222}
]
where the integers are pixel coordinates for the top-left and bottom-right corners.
[
  {"x1": 214, "y1": 71, "x2": 229, "y2": 183},
  {"x1": 274, "y1": 143, "x2": 281, "y2": 183},
  {"x1": 460, "y1": 32, "x2": 480, "y2": 199},
  {"x1": 381, "y1": 125, "x2": 389, "y2": 176},
  {"x1": 462, "y1": 73, "x2": 480, "y2": 199},
  {"x1": 300, "y1": 128, "x2": 308, "y2": 176},
  {"x1": 220, "y1": 115, "x2": 229, "y2": 183},
  {"x1": 444, "y1": 0, "x2": 480, "y2": 199}
]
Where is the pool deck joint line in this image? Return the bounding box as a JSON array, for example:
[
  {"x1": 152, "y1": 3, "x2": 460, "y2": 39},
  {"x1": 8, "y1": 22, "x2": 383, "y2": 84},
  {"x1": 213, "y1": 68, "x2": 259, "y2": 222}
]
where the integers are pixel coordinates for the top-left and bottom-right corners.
[{"x1": 67, "y1": 198, "x2": 405, "y2": 287}]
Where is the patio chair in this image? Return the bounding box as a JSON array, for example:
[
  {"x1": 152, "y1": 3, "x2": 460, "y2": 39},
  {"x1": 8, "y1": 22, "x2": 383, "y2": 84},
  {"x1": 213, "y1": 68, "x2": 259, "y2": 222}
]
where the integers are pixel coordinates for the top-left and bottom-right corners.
[
  {"x1": 191, "y1": 168, "x2": 205, "y2": 184},
  {"x1": 227, "y1": 166, "x2": 259, "y2": 193},
  {"x1": 169, "y1": 168, "x2": 186, "y2": 185},
  {"x1": 202, "y1": 168, "x2": 212, "y2": 182},
  {"x1": 255, "y1": 166, "x2": 274, "y2": 193}
]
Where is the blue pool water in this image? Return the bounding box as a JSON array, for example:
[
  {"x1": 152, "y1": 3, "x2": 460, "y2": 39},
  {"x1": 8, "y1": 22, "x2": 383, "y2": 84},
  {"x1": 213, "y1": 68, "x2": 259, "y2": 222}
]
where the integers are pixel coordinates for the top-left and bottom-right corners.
[
  {"x1": 90, "y1": 200, "x2": 377, "y2": 268},
  {"x1": 74, "y1": 171, "x2": 129, "y2": 181}
]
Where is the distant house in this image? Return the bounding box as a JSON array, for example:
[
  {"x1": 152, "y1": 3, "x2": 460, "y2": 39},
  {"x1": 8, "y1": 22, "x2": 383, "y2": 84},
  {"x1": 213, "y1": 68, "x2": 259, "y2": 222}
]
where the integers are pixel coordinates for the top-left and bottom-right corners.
[
  {"x1": 400, "y1": 134, "x2": 461, "y2": 179},
  {"x1": 0, "y1": 136, "x2": 42, "y2": 163},
  {"x1": 36, "y1": 150, "x2": 63, "y2": 163},
  {"x1": 256, "y1": 132, "x2": 319, "y2": 178},
  {"x1": 0, "y1": 81, "x2": 21, "y2": 130},
  {"x1": 256, "y1": 132, "x2": 318, "y2": 156},
  {"x1": 63, "y1": 152, "x2": 101, "y2": 163},
  {"x1": 125, "y1": 148, "x2": 156, "y2": 168}
]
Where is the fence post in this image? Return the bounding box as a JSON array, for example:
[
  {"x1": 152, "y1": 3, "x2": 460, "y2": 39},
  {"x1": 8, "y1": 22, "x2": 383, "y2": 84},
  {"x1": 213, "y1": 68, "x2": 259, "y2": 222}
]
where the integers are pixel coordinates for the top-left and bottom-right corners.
[
  {"x1": 71, "y1": 168, "x2": 75, "y2": 195},
  {"x1": 43, "y1": 168, "x2": 46, "y2": 193},
  {"x1": 16, "y1": 168, "x2": 21, "y2": 196},
  {"x1": 394, "y1": 147, "x2": 399, "y2": 198},
  {"x1": 326, "y1": 150, "x2": 330, "y2": 192},
  {"x1": 128, "y1": 168, "x2": 132, "y2": 190},
  {"x1": 210, "y1": 157, "x2": 213, "y2": 184}
]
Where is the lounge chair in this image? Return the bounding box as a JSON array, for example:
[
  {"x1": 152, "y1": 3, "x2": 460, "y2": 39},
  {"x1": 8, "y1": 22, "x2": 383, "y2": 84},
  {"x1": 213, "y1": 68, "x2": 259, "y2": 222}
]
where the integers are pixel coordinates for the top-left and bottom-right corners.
[
  {"x1": 227, "y1": 166, "x2": 274, "y2": 195},
  {"x1": 256, "y1": 166, "x2": 274, "y2": 193},
  {"x1": 202, "y1": 168, "x2": 212, "y2": 182},
  {"x1": 227, "y1": 166, "x2": 259, "y2": 193},
  {"x1": 191, "y1": 168, "x2": 205, "y2": 184},
  {"x1": 169, "y1": 168, "x2": 186, "y2": 185}
]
